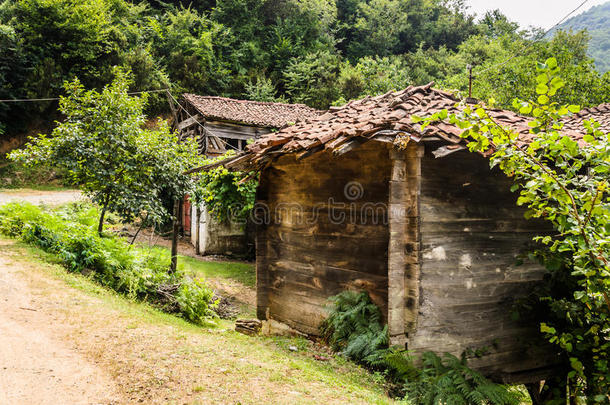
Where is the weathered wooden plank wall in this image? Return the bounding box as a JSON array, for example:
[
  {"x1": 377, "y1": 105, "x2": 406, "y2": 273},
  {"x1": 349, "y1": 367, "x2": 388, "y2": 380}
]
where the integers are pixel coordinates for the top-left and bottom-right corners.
[
  {"x1": 408, "y1": 143, "x2": 552, "y2": 380},
  {"x1": 257, "y1": 142, "x2": 392, "y2": 334},
  {"x1": 205, "y1": 121, "x2": 271, "y2": 141}
]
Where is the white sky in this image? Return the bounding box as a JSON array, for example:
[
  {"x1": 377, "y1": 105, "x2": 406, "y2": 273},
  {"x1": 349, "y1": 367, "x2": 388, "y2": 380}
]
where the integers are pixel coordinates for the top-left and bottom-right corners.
[{"x1": 465, "y1": 0, "x2": 608, "y2": 29}]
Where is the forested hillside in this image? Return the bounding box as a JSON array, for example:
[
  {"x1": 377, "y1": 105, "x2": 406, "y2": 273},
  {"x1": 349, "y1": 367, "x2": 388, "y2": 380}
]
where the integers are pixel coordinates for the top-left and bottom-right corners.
[
  {"x1": 0, "y1": 0, "x2": 609, "y2": 141},
  {"x1": 554, "y1": 2, "x2": 610, "y2": 73}
]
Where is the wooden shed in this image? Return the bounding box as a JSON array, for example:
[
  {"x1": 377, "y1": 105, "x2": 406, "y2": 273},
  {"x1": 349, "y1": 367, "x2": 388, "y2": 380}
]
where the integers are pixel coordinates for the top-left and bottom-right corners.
[
  {"x1": 194, "y1": 85, "x2": 607, "y2": 381},
  {"x1": 177, "y1": 94, "x2": 320, "y2": 155},
  {"x1": 176, "y1": 95, "x2": 320, "y2": 255}
]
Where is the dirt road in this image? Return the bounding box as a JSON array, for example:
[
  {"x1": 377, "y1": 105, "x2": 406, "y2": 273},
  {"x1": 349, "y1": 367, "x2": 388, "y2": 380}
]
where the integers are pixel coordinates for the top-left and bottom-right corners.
[
  {"x1": 0, "y1": 240, "x2": 391, "y2": 405},
  {"x1": 0, "y1": 241, "x2": 119, "y2": 404},
  {"x1": 0, "y1": 189, "x2": 82, "y2": 206}
]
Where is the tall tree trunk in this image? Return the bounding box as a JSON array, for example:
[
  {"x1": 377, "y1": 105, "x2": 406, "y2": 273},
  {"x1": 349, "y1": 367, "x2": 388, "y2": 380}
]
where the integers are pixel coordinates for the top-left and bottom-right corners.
[{"x1": 170, "y1": 198, "x2": 180, "y2": 274}]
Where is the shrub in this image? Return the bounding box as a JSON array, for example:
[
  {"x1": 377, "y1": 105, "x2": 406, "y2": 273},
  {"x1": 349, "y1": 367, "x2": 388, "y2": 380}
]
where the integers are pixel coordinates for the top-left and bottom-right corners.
[{"x1": 0, "y1": 202, "x2": 217, "y2": 325}]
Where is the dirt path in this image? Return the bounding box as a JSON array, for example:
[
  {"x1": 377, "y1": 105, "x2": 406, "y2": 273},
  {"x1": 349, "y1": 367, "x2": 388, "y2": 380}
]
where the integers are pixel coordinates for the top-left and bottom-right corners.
[
  {"x1": 0, "y1": 242, "x2": 119, "y2": 404},
  {"x1": 0, "y1": 240, "x2": 391, "y2": 404},
  {"x1": 0, "y1": 189, "x2": 83, "y2": 206}
]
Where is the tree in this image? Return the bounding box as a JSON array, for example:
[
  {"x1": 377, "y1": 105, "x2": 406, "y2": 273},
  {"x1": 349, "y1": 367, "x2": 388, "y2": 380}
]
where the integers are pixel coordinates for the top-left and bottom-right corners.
[
  {"x1": 244, "y1": 76, "x2": 282, "y2": 102},
  {"x1": 441, "y1": 30, "x2": 610, "y2": 110},
  {"x1": 283, "y1": 50, "x2": 341, "y2": 109},
  {"x1": 347, "y1": 0, "x2": 410, "y2": 58},
  {"x1": 8, "y1": 69, "x2": 201, "y2": 235},
  {"x1": 337, "y1": 55, "x2": 410, "y2": 102},
  {"x1": 417, "y1": 58, "x2": 609, "y2": 402}
]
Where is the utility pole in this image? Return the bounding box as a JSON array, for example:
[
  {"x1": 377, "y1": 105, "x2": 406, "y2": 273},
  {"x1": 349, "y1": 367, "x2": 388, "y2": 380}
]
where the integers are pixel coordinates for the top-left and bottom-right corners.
[{"x1": 467, "y1": 64, "x2": 473, "y2": 99}]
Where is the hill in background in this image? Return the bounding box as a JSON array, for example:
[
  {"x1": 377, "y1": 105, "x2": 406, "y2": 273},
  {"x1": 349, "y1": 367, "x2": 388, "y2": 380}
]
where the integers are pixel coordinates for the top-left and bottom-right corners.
[{"x1": 554, "y1": 2, "x2": 610, "y2": 72}]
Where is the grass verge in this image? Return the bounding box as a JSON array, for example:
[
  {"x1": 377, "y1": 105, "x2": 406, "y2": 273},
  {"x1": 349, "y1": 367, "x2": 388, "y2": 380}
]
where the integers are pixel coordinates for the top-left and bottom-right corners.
[{"x1": 180, "y1": 254, "x2": 255, "y2": 287}]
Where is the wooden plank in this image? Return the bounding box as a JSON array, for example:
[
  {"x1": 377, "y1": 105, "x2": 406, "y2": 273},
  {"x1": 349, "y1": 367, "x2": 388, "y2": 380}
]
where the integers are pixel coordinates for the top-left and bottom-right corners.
[
  {"x1": 178, "y1": 114, "x2": 202, "y2": 131},
  {"x1": 387, "y1": 143, "x2": 423, "y2": 344},
  {"x1": 256, "y1": 171, "x2": 270, "y2": 320},
  {"x1": 205, "y1": 121, "x2": 272, "y2": 140}
]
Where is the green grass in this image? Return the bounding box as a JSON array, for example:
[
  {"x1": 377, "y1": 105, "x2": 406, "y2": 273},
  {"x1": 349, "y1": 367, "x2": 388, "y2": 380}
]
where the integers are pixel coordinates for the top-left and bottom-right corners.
[
  {"x1": 179, "y1": 254, "x2": 255, "y2": 287},
  {"x1": 0, "y1": 184, "x2": 73, "y2": 192},
  {"x1": 1, "y1": 238, "x2": 395, "y2": 404}
]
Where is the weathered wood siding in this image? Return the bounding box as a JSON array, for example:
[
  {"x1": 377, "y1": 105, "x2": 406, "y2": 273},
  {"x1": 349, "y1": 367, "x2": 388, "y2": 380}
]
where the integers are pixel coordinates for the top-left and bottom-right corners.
[
  {"x1": 205, "y1": 121, "x2": 271, "y2": 141},
  {"x1": 256, "y1": 142, "x2": 392, "y2": 335},
  {"x1": 408, "y1": 144, "x2": 551, "y2": 380}
]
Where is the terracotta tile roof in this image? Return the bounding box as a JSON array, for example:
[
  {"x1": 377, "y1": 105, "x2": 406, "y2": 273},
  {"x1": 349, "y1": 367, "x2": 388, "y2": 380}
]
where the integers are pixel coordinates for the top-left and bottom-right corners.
[
  {"x1": 562, "y1": 103, "x2": 610, "y2": 133},
  {"x1": 182, "y1": 94, "x2": 321, "y2": 128},
  {"x1": 244, "y1": 83, "x2": 608, "y2": 165},
  {"x1": 186, "y1": 84, "x2": 608, "y2": 173}
]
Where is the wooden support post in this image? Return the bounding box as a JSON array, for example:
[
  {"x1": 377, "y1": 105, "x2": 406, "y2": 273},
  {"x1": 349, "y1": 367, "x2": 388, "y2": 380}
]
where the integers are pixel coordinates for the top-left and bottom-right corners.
[
  {"x1": 387, "y1": 143, "x2": 423, "y2": 347},
  {"x1": 170, "y1": 198, "x2": 180, "y2": 274},
  {"x1": 165, "y1": 90, "x2": 179, "y2": 128}
]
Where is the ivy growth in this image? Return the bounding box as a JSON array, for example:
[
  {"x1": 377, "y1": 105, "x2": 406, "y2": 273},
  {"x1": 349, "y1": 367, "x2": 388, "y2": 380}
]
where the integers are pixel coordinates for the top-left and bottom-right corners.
[{"x1": 192, "y1": 151, "x2": 258, "y2": 225}]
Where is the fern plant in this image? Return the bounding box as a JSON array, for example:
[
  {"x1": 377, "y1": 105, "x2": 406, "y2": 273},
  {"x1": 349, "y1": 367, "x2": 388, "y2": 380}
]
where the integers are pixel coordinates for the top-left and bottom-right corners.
[
  {"x1": 404, "y1": 353, "x2": 521, "y2": 405},
  {"x1": 321, "y1": 290, "x2": 523, "y2": 405}
]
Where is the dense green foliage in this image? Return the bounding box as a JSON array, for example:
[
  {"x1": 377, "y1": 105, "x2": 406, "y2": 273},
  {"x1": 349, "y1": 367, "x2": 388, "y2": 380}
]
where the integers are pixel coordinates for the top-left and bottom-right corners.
[
  {"x1": 192, "y1": 152, "x2": 257, "y2": 225},
  {"x1": 418, "y1": 58, "x2": 610, "y2": 402},
  {"x1": 321, "y1": 291, "x2": 521, "y2": 404},
  {"x1": 8, "y1": 69, "x2": 200, "y2": 232},
  {"x1": 0, "y1": 202, "x2": 217, "y2": 324},
  {"x1": 1, "y1": 0, "x2": 609, "y2": 139},
  {"x1": 552, "y1": 2, "x2": 610, "y2": 73}
]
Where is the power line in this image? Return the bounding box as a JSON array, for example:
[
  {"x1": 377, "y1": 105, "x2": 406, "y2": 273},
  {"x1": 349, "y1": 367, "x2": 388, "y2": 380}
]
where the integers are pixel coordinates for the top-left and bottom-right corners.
[
  {"x1": 0, "y1": 88, "x2": 169, "y2": 103},
  {"x1": 164, "y1": 90, "x2": 241, "y2": 153},
  {"x1": 0, "y1": 85, "x2": 240, "y2": 153},
  {"x1": 473, "y1": 0, "x2": 589, "y2": 77}
]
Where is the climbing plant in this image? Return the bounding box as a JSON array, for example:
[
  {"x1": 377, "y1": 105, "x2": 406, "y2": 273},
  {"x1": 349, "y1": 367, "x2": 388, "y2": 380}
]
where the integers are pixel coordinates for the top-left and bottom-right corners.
[
  {"x1": 416, "y1": 57, "x2": 610, "y2": 402},
  {"x1": 192, "y1": 151, "x2": 258, "y2": 224}
]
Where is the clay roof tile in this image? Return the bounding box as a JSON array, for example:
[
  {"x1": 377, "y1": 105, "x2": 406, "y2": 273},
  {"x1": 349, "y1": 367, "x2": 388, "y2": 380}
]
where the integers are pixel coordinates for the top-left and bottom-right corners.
[{"x1": 182, "y1": 94, "x2": 321, "y2": 128}]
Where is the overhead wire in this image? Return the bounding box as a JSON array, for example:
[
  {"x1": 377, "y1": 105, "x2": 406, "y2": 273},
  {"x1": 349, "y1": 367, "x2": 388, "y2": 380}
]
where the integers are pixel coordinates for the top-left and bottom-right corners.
[
  {"x1": 0, "y1": 88, "x2": 169, "y2": 103},
  {"x1": 0, "y1": 85, "x2": 240, "y2": 153},
  {"x1": 473, "y1": 0, "x2": 590, "y2": 77}
]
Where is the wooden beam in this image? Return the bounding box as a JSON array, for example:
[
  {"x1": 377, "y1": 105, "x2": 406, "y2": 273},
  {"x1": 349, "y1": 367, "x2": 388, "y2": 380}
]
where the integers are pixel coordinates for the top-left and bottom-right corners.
[
  {"x1": 195, "y1": 205, "x2": 201, "y2": 254},
  {"x1": 178, "y1": 114, "x2": 203, "y2": 131},
  {"x1": 431, "y1": 144, "x2": 466, "y2": 158},
  {"x1": 166, "y1": 90, "x2": 179, "y2": 126},
  {"x1": 387, "y1": 143, "x2": 423, "y2": 346},
  {"x1": 333, "y1": 137, "x2": 368, "y2": 156}
]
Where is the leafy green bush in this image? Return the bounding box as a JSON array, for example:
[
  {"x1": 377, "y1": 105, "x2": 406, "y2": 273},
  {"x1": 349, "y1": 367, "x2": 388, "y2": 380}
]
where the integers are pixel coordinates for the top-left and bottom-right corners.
[
  {"x1": 321, "y1": 290, "x2": 521, "y2": 405},
  {"x1": 0, "y1": 202, "x2": 217, "y2": 325}
]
